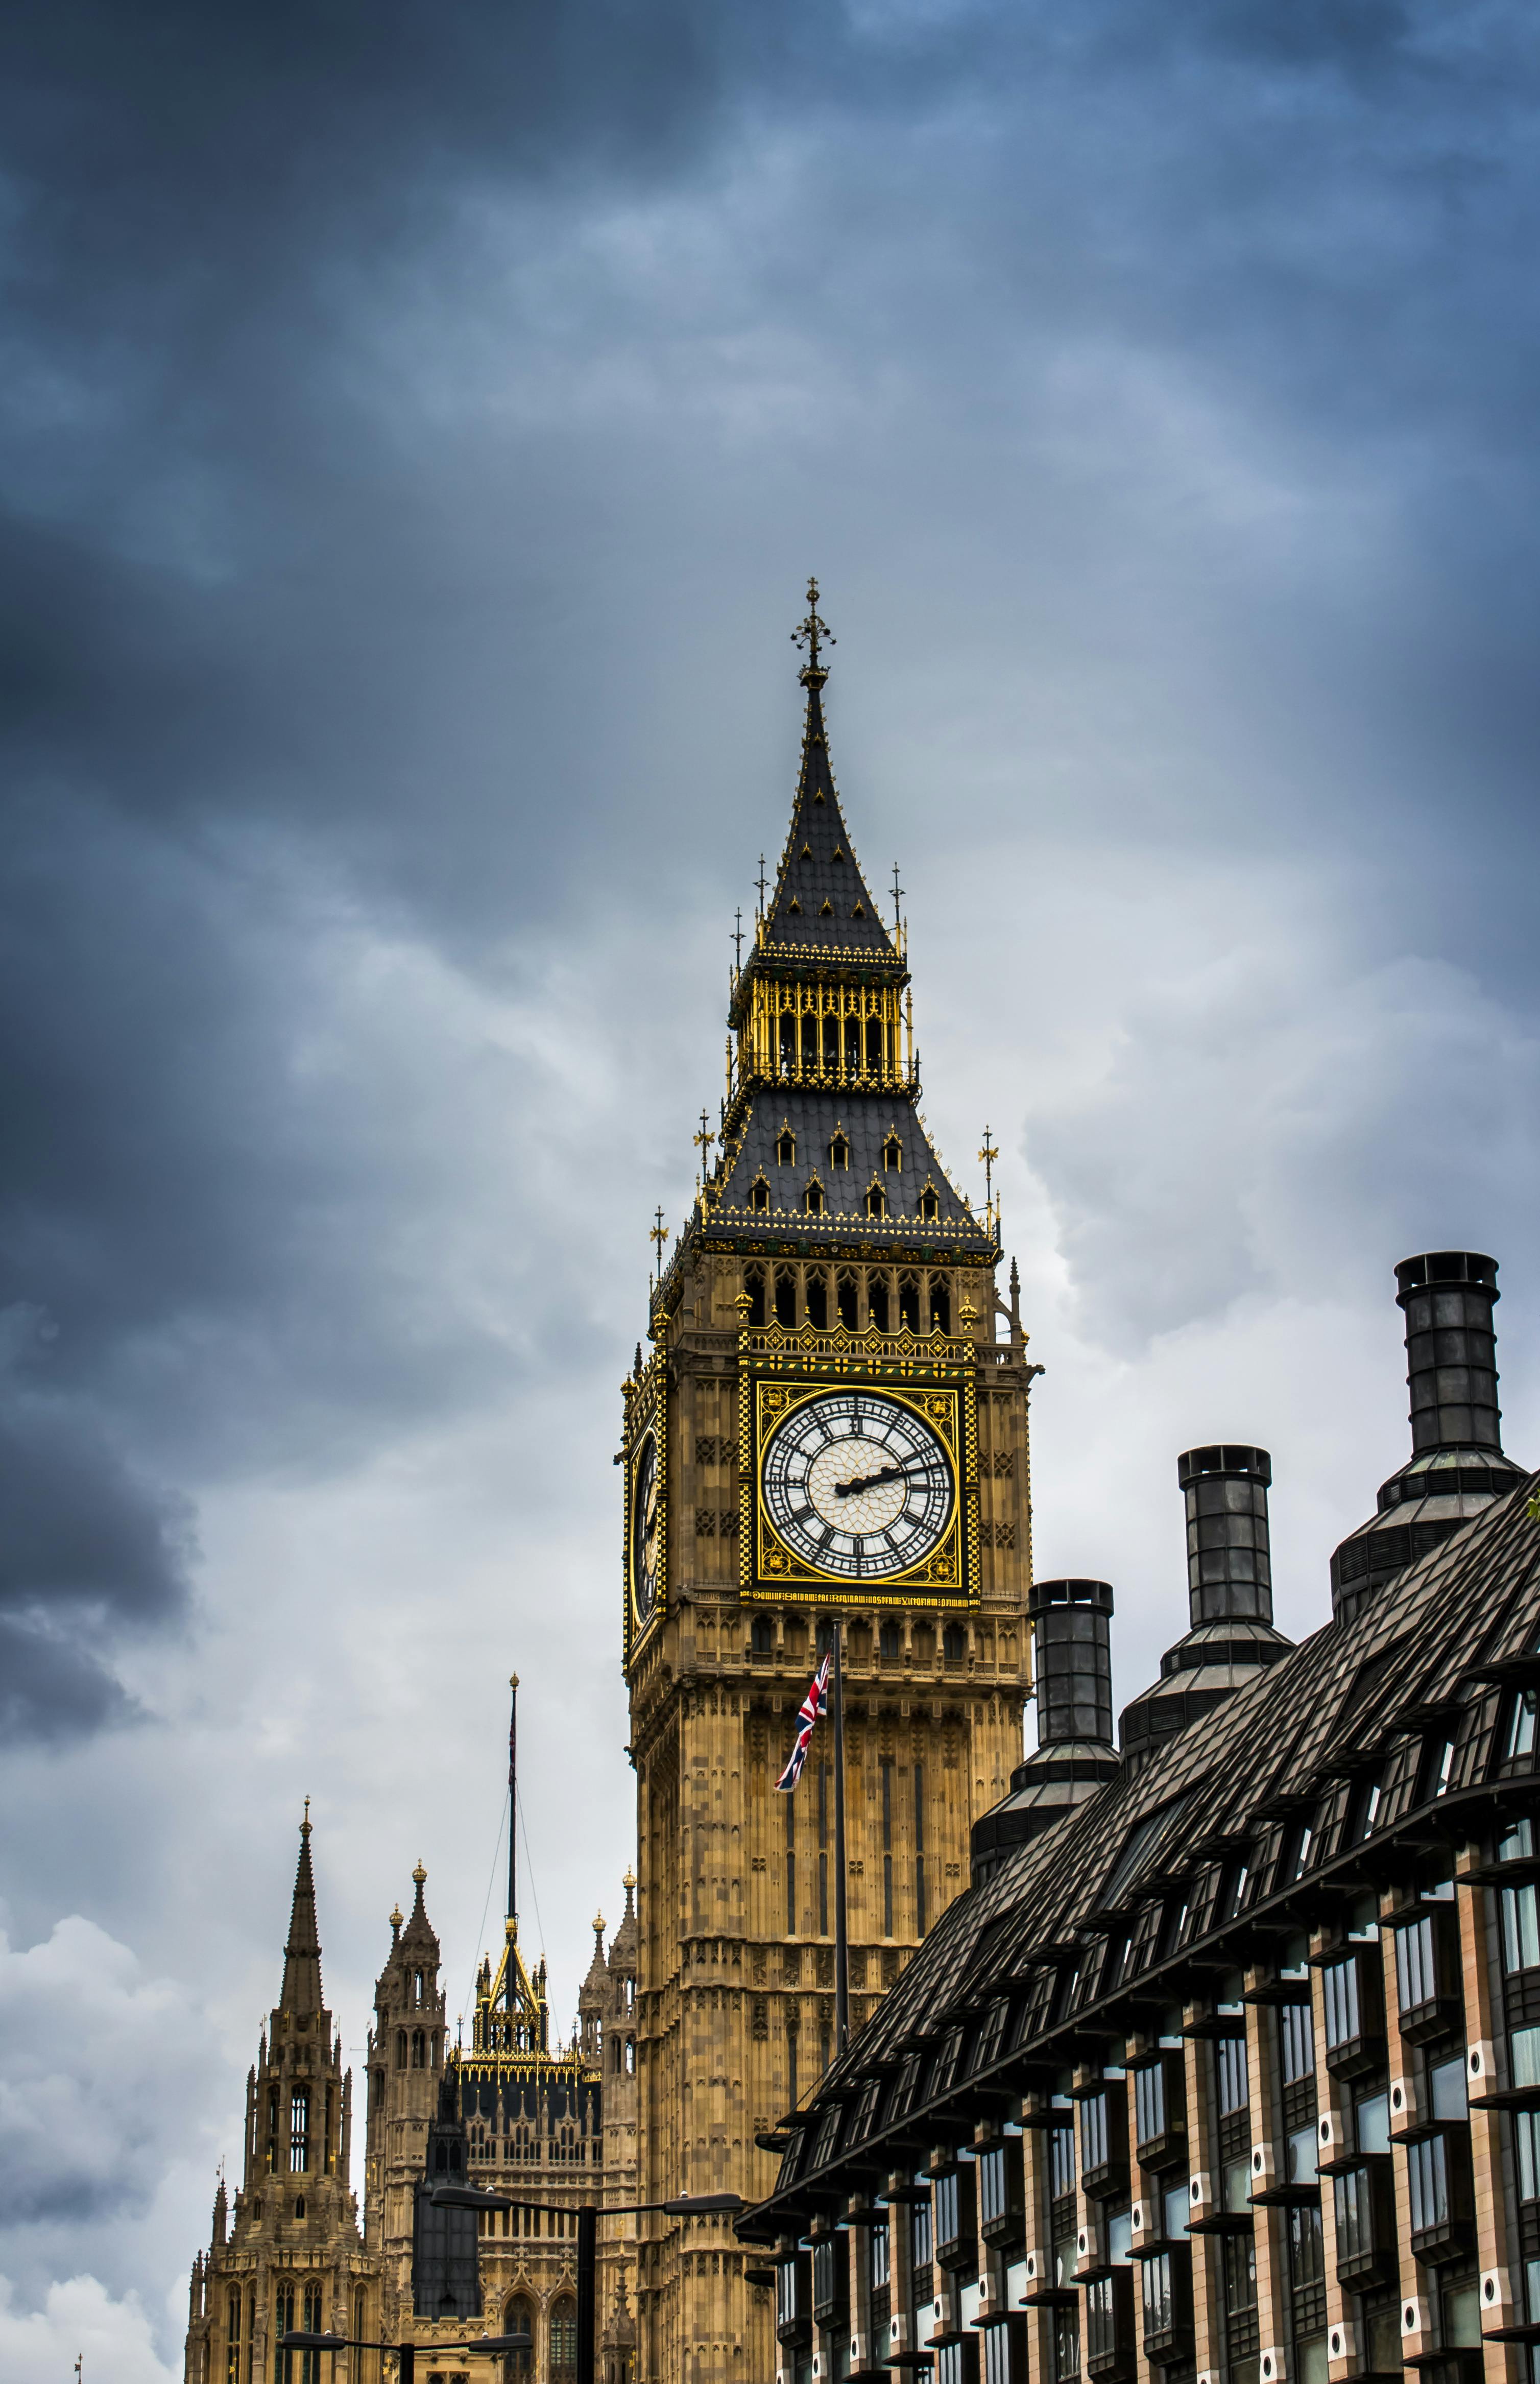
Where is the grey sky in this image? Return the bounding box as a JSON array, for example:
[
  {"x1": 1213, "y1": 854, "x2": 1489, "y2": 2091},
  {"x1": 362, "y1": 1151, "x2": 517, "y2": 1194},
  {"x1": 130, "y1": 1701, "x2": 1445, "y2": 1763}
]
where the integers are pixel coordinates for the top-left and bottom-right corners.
[{"x1": 2, "y1": 2, "x2": 1539, "y2": 2369}]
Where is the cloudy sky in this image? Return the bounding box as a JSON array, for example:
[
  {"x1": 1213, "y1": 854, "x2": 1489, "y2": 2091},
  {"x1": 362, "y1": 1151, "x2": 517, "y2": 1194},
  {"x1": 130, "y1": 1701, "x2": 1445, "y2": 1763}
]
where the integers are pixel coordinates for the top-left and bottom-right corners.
[{"x1": 3, "y1": 0, "x2": 1539, "y2": 2368}]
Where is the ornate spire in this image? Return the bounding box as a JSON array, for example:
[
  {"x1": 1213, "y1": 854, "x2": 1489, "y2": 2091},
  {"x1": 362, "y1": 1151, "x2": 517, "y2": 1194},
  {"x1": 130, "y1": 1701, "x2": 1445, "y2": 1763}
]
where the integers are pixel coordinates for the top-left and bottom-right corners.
[
  {"x1": 760, "y1": 581, "x2": 892, "y2": 958},
  {"x1": 280, "y1": 1804, "x2": 323, "y2": 2016},
  {"x1": 791, "y1": 576, "x2": 834, "y2": 691}
]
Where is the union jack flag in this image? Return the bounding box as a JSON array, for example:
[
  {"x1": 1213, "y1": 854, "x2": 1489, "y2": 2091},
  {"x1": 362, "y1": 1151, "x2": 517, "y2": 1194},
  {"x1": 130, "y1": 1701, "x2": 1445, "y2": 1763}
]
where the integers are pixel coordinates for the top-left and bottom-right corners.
[{"x1": 775, "y1": 1656, "x2": 831, "y2": 1792}]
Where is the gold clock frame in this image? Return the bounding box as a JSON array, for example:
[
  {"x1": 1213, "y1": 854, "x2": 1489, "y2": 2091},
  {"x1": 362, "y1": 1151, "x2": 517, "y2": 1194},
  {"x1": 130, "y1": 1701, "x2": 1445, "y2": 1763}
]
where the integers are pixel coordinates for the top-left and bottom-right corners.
[
  {"x1": 622, "y1": 1367, "x2": 667, "y2": 1662},
  {"x1": 737, "y1": 1321, "x2": 980, "y2": 1606}
]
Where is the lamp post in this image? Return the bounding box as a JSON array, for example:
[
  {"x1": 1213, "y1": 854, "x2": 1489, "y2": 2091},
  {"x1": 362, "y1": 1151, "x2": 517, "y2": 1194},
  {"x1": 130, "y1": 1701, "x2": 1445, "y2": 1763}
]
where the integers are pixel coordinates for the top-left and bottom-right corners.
[
  {"x1": 277, "y1": 2331, "x2": 531, "y2": 2384},
  {"x1": 427, "y1": 2186, "x2": 747, "y2": 2384}
]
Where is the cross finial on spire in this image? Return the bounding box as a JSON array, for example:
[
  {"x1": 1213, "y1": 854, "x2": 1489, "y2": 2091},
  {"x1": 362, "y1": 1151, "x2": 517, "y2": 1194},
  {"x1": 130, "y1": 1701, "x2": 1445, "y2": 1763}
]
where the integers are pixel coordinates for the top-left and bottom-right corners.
[
  {"x1": 732, "y1": 907, "x2": 744, "y2": 968},
  {"x1": 755, "y1": 852, "x2": 767, "y2": 913},
  {"x1": 891, "y1": 862, "x2": 904, "y2": 928},
  {"x1": 302, "y1": 1795, "x2": 310, "y2": 1835},
  {"x1": 791, "y1": 576, "x2": 834, "y2": 689},
  {"x1": 978, "y1": 1126, "x2": 997, "y2": 1221}
]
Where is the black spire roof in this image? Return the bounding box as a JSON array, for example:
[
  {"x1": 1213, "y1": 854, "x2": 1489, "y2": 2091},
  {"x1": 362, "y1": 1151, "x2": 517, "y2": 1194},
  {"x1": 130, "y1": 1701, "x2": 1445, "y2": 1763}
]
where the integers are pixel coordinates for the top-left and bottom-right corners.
[
  {"x1": 760, "y1": 619, "x2": 895, "y2": 957},
  {"x1": 279, "y1": 1804, "x2": 323, "y2": 2017}
]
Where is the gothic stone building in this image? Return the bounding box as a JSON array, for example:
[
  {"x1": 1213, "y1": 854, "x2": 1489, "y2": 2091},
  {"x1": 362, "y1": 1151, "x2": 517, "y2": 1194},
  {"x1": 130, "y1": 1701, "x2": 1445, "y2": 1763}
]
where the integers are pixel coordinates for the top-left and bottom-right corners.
[
  {"x1": 744, "y1": 1250, "x2": 1540, "y2": 2384},
  {"x1": 184, "y1": 1829, "x2": 639, "y2": 2384},
  {"x1": 620, "y1": 587, "x2": 1037, "y2": 2382}
]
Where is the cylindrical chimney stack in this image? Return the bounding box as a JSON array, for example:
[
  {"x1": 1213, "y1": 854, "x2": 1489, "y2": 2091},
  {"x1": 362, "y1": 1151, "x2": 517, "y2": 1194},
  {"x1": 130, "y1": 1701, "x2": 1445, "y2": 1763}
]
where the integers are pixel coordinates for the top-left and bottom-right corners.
[
  {"x1": 1331, "y1": 1251, "x2": 1525, "y2": 1624},
  {"x1": 1178, "y1": 1444, "x2": 1273, "y2": 1627},
  {"x1": 970, "y1": 1578, "x2": 1119, "y2": 1881},
  {"x1": 1119, "y1": 1447, "x2": 1291, "y2": 1769},
  {"x1": 1030, "y1": 1577, "x2": 1116, "y2": 1750},
  {"x1": 1397, "y1": 1251, "x2": 1503, "y2": 1455}
]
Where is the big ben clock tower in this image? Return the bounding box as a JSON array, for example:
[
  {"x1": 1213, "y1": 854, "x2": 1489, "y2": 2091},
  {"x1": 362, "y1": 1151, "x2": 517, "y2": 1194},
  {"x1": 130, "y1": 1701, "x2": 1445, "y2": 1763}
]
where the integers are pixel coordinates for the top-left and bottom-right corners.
[{"x1": 622, "y1": 587, "x2": 1037, "y2": 2383}]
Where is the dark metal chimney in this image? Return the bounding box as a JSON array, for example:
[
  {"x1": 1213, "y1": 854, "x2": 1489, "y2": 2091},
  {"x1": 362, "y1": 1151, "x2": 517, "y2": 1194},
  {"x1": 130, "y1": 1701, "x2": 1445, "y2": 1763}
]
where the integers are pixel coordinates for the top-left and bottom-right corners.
[
  {"x1": 1331, "y1": 1251, "x2": 1525, "y2": 1624},
  {"x1": 970, "y1": 1579, "x2": 1120, "y2": 1881},
  {"x1": 1032, "y1": 1577, "x2": 1116, "y2": 1750},
  {"x1": 1119, "y1": 1446, "x2": 1292, "y2": 1769}
]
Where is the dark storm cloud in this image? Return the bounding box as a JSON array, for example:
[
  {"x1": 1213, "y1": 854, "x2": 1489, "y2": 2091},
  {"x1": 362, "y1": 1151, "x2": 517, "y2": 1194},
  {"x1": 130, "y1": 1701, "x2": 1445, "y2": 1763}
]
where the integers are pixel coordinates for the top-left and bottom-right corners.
[{"x1": 2, "y1": 0, "x2": 1538, "y2": 1714}]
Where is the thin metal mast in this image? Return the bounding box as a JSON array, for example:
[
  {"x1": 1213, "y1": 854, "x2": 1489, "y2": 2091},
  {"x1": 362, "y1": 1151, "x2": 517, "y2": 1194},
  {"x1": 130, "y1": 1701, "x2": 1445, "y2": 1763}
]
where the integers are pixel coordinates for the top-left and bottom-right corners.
[
  {"x1": 507, "y1": 1672, "x2": 519, "y2": 2015},
  {"x1": 831, "y1": 1622, "x2": 849, "y2": 2055}
]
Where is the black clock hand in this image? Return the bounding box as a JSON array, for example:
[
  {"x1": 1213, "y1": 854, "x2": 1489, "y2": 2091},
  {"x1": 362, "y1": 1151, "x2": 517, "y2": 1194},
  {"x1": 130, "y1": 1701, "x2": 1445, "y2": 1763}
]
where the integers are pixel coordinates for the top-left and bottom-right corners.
[{"x1": 834, "y1": 1462, "x2": 929, "y2": 1498}]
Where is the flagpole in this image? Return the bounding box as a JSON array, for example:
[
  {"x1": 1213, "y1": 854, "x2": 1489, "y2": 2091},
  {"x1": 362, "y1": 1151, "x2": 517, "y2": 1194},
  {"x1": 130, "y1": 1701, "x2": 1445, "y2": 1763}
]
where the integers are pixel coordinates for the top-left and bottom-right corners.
[
  {"x1": 507, "y1": 1672, "x2": 519, "y2": 2016},
  {"x1": 832, "y1": 1620, "x2": 849, "y2": 2056}
]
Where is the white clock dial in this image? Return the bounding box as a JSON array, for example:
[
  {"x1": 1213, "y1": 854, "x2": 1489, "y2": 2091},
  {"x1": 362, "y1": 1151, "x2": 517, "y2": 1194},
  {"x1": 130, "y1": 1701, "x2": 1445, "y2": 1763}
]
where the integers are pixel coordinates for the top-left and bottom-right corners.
[
  {"x1": 761, "y1": 1390, "x2": 953, "y2": 1580},
  {"x1": 631, "y1": 1433, "x2": 659, "y2": 1621}
]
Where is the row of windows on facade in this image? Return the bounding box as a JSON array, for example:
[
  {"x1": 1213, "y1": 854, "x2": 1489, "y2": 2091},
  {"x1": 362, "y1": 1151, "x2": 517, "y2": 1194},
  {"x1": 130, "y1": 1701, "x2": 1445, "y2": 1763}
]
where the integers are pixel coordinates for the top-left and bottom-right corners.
[
  {"x1": 799, "y1": 1755, "x2": 1535, "y2": 2189},
  {"x1": 749, "y1": 1178, "x2": 941, "y2": 1221},
  {"x1": 749, "y1": 1614, "x2": 968, "y2": 1664},
  {"x1": 379, "y1": 2027, "x2": 440, "y2": 2072},
  {"x1": 213, "y1": 2287, "x2": 579, "y2": 2384},
  {"x1": 778, "y1": 1879, "x2": 1538, "y2": 2384},
  {"x1": 1046, "y1": 1684, "x2": 1540, "y2": 2014},
  {"x1": 466, "y1": 2118, "x2": 600, "y2": 2159},
  {"x1": 771, "y1": 1015, "x2": 895, "y2": 1076},
  {"x1": 775, "y1": 1797, "x2": 1540, "y2": 2384},
  {"x1": 745, "y1": 1265, "x2": 951, "y2": 1330}
]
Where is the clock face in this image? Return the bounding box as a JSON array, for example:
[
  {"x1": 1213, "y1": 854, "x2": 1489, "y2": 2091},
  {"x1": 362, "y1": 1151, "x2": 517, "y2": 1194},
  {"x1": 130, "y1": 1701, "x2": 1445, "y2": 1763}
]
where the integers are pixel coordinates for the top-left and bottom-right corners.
[
  {"x1": 761, "y1": 1390, "x2": 954, "y2": 1581},
  {"x1": 631, "y1": 1433, "x2": 660, "y2": 1622}
]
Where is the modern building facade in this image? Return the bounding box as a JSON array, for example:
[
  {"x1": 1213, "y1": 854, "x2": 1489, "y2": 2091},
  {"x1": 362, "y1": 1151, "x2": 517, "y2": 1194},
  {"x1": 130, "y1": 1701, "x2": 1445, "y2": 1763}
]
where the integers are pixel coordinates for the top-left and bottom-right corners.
[{"x1": 743, "y1": 1252, "x2": 1539, "y2": 2384}]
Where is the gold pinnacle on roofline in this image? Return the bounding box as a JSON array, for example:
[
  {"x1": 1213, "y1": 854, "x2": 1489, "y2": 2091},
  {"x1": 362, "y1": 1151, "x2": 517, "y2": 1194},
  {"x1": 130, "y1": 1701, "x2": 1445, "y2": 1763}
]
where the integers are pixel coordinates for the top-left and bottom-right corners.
[{"x1": 791, "y1": 575, "x2": 834, "y2": 688}]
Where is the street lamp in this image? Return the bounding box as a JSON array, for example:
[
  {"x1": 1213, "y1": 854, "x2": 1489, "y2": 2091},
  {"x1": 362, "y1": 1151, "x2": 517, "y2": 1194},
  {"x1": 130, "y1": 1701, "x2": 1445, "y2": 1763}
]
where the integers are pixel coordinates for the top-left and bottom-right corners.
[
  {"x1": 426, "y1": 2184, "x2": 748, "y2": 2384},
  {"x1": 278, "y1": 2331, "x2": 531, "y2": 2383}
]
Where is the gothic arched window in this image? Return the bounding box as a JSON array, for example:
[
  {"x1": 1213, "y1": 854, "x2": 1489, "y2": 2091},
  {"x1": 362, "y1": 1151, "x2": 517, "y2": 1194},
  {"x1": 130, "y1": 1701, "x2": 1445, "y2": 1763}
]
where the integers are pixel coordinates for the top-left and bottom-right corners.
[
  {"x1": 866, "y1": 1017, "x2": 883, "y2": 1073},
  {"x1": 829, "y1": 1132, "x2": 850, "y2": 1170},
  {"x1": 411, "y1": 2030, "x2": 426, "y2": 2069},
  {"x1": 745, "y1": 1265, "x2": 767, "y2": 1325},
  {"x1": 883, "y1": 1135, "x2": 902, "y2": 1171},
  {"x1": 751, "y1": 1177, "x2": 769, "y2": 1212},
  {"x1": 395, "y1": 2032, "x2": 407, "y2": 2070},
  {"x1": 775, "y1": 1270, "x2": 797, "y2": 1328},
  {"x1": 779, "y1": 1013, "x2": 796, "y2": 1074},
  {"x1": 777, "y1": 1129, "x2": 796, "y2": 1165},
  {"x1": 804, "y1": 1180, "x2": 824, "y2": 1216},
  {"x1": 929, "y1": 1280, "x2": 951, "y2": 1334},
  {"x1": 943, "y1": 1623, "x2": 967, "y2": 1665},
  {"x1": 865, "y1": 1184, "x2": 886, "y2": 1220},
  {"x1": 751, "y1": 1614, "x2": 774, "y2": 1656},
  {"x1": 919, "y1": 1186, "x2": 939, "y2": 1222},
  {"x1": 836, "y1": 1271, "x2": 857, "y2": 1329},
  {"x1": 879, "y1": 1619, "x2": 901, "y2": 1660},
  {"x1": 505, "y1": 2297, "x2": 534, "y2": 2382},
  {"x1": 273, "y1": 2285, "x2": 296, "y2": 2384},
  {"x1": 844, "y1": 1016, "x2": 861, "y2": 1070},
  {"x1": 898, "y1": 1274, "x2": 921, "y2": 1333},
  {"x1": 551, "y1": 2296, "x2": 579, "y2": 2380},
  {"x1": 805, "y1": 1271, "x2": 828, "y2": 1329},
  {"x1": 288, "y1": 2088, "x2": 309, "y2": 2174}
]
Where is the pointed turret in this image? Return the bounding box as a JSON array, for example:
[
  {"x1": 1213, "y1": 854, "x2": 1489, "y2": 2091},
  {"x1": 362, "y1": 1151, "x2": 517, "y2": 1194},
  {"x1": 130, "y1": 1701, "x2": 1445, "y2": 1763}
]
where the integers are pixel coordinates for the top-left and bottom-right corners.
[
  {"x1": 761, "y1": 584, "x2": 893, "y2": 956},
  {"x1": 280, "y1": 1801, "x2": 323, "y2": 2016},
  {"x1": 609, "y1": 1867, "x2": 638, "y2": 1971},
  {"x1": 579, "y1": 1912, "x2": 608, "y2": 2063},
  {"x1": 212, "y1": 2176, "x2": 227, "y2": 2249}
]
